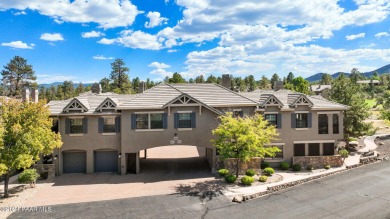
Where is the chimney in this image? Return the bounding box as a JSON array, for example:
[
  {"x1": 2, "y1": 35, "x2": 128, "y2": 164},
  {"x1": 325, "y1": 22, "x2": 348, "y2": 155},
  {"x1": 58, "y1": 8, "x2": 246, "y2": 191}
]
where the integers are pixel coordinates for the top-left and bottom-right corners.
[
  {"x1": 139, "y1": 81, "x2": 146, "y2": 93},
  {"x1": 31, "y1": 89, "x2": 39, "y2": 103},
  {"x1": 91, "y1": 83, "x2": 102, "y2": 94},
  {"x1": 22, "y1": 88, "x2": 30, "y2": 102},
  {"x1": 221, "y1": 74, "x2": 231, "y2": 89},
  {"x1": 274, "y1": 81, "x2": 284, "y2": 91}
]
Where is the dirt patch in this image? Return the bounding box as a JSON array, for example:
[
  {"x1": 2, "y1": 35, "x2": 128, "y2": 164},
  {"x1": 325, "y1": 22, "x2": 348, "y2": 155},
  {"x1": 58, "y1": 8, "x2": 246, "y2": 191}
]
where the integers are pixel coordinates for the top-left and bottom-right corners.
[{"x1": 374, "y1": 135, "x2": 390, "y2": 159}]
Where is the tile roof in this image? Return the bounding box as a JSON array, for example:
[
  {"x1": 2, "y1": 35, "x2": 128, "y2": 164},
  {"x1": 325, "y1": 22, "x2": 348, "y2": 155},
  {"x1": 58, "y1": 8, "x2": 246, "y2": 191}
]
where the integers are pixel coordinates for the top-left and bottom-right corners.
[{"x1": 310, "y1": 85, "x2": 332, "y2": 92}]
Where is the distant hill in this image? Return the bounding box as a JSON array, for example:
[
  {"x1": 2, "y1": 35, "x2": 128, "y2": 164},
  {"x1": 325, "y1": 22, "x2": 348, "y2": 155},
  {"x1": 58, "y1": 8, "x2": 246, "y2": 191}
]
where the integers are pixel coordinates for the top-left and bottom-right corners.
[
  {"x1": 305, "y1": 64, "x2": 390, "y2": 82},
  {"x1": 39, "y1": 82, "x2": 93, "y2": 89}
]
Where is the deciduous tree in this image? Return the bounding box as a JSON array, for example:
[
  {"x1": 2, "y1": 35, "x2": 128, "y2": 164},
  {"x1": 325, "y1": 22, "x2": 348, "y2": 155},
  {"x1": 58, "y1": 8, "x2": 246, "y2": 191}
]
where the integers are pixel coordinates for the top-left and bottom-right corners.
[
  {"x1": 212, "y1": 113, "x2": 279, "y2": 177},
  {"x1": 0, "y1": 99, "x2": 62, "y2": 197}
]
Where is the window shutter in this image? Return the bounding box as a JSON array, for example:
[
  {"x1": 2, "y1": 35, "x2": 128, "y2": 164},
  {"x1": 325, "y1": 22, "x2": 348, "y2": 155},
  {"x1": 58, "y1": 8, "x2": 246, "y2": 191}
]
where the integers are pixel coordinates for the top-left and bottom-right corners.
[
  {"x1": 291, "y1": 113, "x2": 296, "y2": 128},
  {"x1": 239, "y1": 111, "x2": 243, "y2": 117},
  {"x1": 131, "y1": 114, "x2": 136, "y2": 130},
  {"x1": 83, "y1": 118, "x2": 88, "y2": 134},
  {"x1": 163, "y1": 113, "x2": 168, "y2": 129},
  {"x1": 98, "y1": 118, "x2": 103, "y2": 133},
  {"x1": 174, "y1": 113, "x2": 179, "y2": 129},
  {"x1": 191, "y1": 112, "x2": 196, "y2": 128},
  {"x1": 277, "y1": 113, "x2": 282, "y2": 129},
  {"x1": 65, "y1": 118, "x2": 70, "y2": 134},
  {"x1": 308, "y1": 113, "x2": 312, "y2": 128},
  {"x1": 115, "y1": 117, "x2": 121, "y2": 133}
]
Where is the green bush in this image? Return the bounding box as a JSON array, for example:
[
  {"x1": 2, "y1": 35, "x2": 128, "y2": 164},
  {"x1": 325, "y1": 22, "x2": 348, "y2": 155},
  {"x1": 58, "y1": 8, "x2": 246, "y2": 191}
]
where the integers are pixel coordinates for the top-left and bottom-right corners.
[
  {"x1": 218, "y1": 169, "x2": 229, "y2": 176},
  {"x1": 324, "y1": 165, "x2": 331, "y2": 169},
  {"x1": 307, "y1": 165, "x2": 314, "y2": 170},
  {"x1": 292, "y1": 164, "x2": 302, "y2": 171},
  {"x1": 348, "y1": 137, "x2": 357, "y2": 142},
  {"x1": 241, "y1": 176, "x2": 255, "y2": 186},
  {"x1": 40, "y1": 172, "x2": 49, "y2": 180},
  {"x1": 18, "y1": 169, "x2": 39, "y2": 187},
  {"x1": 225, "y1": 174, "x2": 237, "y2": 183},
  {"x1": 259, "y1": 175, "x2": 268, "y2": 182},
  {"x1": 280, "y1": 162, "x2": 290, "y2": 170},
  {"x1": 261, "y1": 161, "x2": 270, "y2": 169},
  {"x1": 338, "y1": 149, "x2": 349, "y2": 159},
  {"x1": 245, "y1": 169, "x2": 256, "y2": 177},
  {"x1": 263, "y1": 167, "x2": 275, "y2": 176}
]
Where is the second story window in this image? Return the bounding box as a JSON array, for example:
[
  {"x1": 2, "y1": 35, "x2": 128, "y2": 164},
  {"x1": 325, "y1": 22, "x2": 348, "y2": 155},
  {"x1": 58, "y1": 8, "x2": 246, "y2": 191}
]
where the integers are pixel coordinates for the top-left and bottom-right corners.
[
  {"x1": 333, "y1": 114, "x2": 339, "y2": 134},
  {"x1": 51, "y1": 118, "x2": 59, "y2": 133},
  {"x1": 70, "y1": 118, "x2": 83, "y2": 134},
  {"x1": 265, "y1": 114, "x2": 278, "y2": 127},
  {"x1": 233, "y1": 109, "x2": 243, "y2": 118},
  {"x1": 318, "y1": 114, "x2": 328, "y2": 134},
  {"x1": 131, "y1": 113, "x2": 167, "y2": 130},
  {"x1": 174, "y1": 112, "x2": 196, "y2": 129},
  {"x1": 296, "y1": 113, "x2": 308, "y2": 128},
  {"x1": 103, "y1": 117, "x2": 116, "y2": 133}
]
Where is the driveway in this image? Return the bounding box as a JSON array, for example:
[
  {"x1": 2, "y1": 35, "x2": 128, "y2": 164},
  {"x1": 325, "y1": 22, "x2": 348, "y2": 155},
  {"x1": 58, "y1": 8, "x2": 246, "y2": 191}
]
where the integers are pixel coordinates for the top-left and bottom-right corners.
[
  {"x1": 22, "y1": 146, "x2": 213, "y2": 207},
  {"x1": 9, "y1": 161, "x2": 390, "y2": 219}
]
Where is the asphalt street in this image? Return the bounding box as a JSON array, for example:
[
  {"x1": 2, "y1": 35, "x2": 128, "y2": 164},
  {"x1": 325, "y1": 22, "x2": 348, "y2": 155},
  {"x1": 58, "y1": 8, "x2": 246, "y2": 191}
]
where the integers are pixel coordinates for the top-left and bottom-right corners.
[{"x1": 9, "y1": 161, "x2": 390, "y2": 219}]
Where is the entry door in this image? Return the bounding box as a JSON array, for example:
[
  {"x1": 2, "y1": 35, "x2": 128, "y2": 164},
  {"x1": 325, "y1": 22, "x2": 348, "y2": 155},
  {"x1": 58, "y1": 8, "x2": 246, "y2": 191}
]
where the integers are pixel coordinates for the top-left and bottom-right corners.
[
  {"x1": 94, "y1": 151, "x2": 118, "y2": 173},
  {"x1": 127, "y1": 153, "x2": 137, "y2": 174},
  {"x1": 63, "y1": 151, "x2": 86, "y2": 174}
]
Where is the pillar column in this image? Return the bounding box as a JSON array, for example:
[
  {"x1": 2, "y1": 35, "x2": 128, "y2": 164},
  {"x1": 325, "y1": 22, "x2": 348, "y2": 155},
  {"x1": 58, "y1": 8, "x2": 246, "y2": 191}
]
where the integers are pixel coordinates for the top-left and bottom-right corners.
[{"x1": 305, "y1": 143, "x2": 309, "y2": 156}]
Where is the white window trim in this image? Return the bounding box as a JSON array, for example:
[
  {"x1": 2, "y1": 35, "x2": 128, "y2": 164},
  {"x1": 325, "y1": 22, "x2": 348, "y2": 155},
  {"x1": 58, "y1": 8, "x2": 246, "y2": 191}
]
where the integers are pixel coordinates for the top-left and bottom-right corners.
[
  {"x1": 69, "y1": 116, "x2": 84, "y2": 119},
  {"x1": 134, "y1": 111, "x2": 164, "y2": 114},
  {"x1": 295, "y1": 111, "x2": 309, "y2": 114},
  {"x1": 295, "y1": 128, "x2": 309, "y2": 131},
  {"x1": 264, "y1": 143, "x2": 285, "y2": 146},
  {"x1": 293, "y1": 140, "x2": 335, "y2": 144},
  {"x1": 177, "y1": 111, "x2": 193, "y2": 113},
  {"x1": 101, "y1": 115, "x2": 116, "y2": 119},
  {"x1": 317, "y1": 111, "x2": 340, "y2": 114},
  {"x1": 69, "y1": 134, "x2": 84, "y2": 137},
  {"x1": 255, "y1": 108, "x2": 265, "y2": 112},
  {"x1": 178, "y1": 128, "x2": 193, "y2": 131},
  {"x1": 102, "y1": 133, "x2": 116, "y2": 136},
  {"x1": 232, "y1": 109, "x2": 242, "y2": 111},
  {"x1": 135, "y1": 129, "x2": 164, "y2": 132},
  {"x1": 264, "y1": 112, "x2": 279, "y2": 114}
]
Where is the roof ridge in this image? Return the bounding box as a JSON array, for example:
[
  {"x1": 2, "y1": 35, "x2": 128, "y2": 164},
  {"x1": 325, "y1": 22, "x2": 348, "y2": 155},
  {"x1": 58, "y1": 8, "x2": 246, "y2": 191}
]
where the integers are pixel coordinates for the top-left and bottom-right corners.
[
  {"x1": 309, "y1": 95, "x2": 349, "y2": 108},
  {"x1": 212, "y1": 83, "x2": 259, "y2": 104}
]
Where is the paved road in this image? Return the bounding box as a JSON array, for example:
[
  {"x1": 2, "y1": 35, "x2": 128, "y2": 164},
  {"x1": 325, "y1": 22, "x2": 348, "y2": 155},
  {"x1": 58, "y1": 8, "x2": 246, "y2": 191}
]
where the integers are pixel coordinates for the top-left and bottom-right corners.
[{"x1": 9, "y1": 161, "x2": 390, "y2": 219}]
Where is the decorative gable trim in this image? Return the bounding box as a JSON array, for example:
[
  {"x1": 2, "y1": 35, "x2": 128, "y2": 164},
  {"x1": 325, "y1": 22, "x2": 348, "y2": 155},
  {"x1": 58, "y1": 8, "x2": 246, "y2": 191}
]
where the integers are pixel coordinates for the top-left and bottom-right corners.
[
  {"x1": 63, "y1": 98, "x2": 88, "y2": 113},
  {"x1": 261, "y1": 95, "x2": 283, "y2": 108},
  {"x1": 163, "y1": 93, "x2": 222, "y2": 115},
  {"x1": 96, "y1": 97, "x2": 117, "y2": 112},
  {"x1": 290, "y1": 95, "x2": 313, "y2": 107}
]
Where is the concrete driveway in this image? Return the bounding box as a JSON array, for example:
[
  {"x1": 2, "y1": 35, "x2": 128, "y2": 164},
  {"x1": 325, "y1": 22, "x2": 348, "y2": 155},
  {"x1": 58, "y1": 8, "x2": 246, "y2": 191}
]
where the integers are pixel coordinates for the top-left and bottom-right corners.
[{"x1": 24, "y1": 146, "x2": 214, "y2": 207}]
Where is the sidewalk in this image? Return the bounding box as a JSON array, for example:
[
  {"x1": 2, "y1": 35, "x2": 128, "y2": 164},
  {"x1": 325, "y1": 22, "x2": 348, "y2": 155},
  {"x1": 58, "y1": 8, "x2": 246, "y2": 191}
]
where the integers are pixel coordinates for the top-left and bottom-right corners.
[{"x1": 360, "y1": 134, "x2": 388, "y2": 153}]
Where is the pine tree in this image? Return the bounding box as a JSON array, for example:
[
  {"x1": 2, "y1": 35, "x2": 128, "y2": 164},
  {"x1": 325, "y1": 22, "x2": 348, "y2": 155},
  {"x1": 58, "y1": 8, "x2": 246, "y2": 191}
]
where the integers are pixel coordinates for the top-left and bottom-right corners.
[{"x1": 110, "y1": 58, "x2": 132, "y2": 94}]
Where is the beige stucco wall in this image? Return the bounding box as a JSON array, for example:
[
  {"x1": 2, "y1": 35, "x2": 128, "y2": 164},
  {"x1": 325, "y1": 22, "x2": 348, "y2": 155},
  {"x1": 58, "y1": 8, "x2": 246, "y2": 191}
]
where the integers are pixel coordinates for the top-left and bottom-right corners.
[{"x1": 55, "y1": 115, "x2": 121, "y2": 174}]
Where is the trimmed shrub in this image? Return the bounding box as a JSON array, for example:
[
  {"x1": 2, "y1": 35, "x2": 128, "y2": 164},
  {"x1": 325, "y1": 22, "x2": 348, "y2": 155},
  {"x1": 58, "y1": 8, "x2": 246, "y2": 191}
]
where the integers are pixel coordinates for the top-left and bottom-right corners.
[
  {"x1": 218, "y1": 169, "x2": 229, "y2": 176},
  {"x1": 280, "y1": 162, "x2": 290, "y2": 170},
  {"x1": 18, "y1": 169, "x2": 39, "y2": 187},
  {"x1": 40, "y1": 172, "x2": 49, "y2": 180},
  {"x1": 263, "y1": 167, "x2": 275, "y2": 176},
  {"x1": 259, "y1": 175, "x2": 268, "y2": 182},
  {"x1": 292, "y1": 164, "x2": 302, "y2": 171},
  {"x1": 307, "y1": 165, "x2": 314, "y2": 170},
  {"x1": 261, "y1": 161, "x2": 270, "y2": 169},
  {"x1": 245, "y1": 169, "x2": 256, "y2": 177},
  {"x1": 225, "y1": 174, "x2": 237, "y2": 184},
  {"x1": 241, "y1": 176, "x2": 255, "y2": 186},
  {"x1": 324, "y1": 165, "x2": 331, "y2": 169}
]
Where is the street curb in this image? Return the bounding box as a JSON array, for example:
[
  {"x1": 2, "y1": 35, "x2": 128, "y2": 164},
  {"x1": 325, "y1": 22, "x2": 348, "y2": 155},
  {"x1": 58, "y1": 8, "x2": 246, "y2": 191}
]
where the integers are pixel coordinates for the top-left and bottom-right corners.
[{"x1": 238, "y1": 159, "x2": 384, "y2": 202}]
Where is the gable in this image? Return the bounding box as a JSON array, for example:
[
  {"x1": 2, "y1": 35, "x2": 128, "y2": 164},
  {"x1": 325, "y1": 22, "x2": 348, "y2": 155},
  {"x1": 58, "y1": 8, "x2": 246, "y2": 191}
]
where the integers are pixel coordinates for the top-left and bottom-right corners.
[
  {"x1": 63, "y1": 98, "x2": 89, "y2": 113},
  {"x1": 166, "y1": 94, "x2": 202, "y2": 106},
  {"x1": 261, "y1": 95, "x2": 283, "y2": 108},
  {"x1": 290, "y1": 95, "x2": 313, "y2": 107},
  {"x1": 96, "y1": 98, "x2": 117, "y2": 112}
]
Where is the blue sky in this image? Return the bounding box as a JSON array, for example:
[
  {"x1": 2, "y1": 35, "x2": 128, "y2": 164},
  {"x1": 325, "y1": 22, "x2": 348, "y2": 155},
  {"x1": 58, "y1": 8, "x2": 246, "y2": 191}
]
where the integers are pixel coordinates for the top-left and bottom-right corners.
[{"x1": 1, "y1": 0, "x2": 390, "y2": 84}]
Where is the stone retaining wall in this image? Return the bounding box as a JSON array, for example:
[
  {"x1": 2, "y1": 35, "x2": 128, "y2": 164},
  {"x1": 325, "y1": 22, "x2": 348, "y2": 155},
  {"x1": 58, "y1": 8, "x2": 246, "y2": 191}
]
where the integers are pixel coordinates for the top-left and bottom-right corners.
[
  {"x1": 293, "y1": 156, "x2": 343, "y2": 169},
  {"x1": 33, "y1": 164, "x2": 55, "y2": 181},
  {"x1": 217, "y1": 157, "x2": 261, "y2": 175}
]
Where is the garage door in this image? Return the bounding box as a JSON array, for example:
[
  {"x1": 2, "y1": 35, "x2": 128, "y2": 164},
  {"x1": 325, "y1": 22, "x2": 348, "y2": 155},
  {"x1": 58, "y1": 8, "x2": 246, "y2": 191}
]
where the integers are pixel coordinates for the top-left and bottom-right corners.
[
  {"x1": 63, "y1": 151, "x2": 86, "y2": 174},
  {"x1": 94, "y1": 151, "x2": 118, "y2": 173}
]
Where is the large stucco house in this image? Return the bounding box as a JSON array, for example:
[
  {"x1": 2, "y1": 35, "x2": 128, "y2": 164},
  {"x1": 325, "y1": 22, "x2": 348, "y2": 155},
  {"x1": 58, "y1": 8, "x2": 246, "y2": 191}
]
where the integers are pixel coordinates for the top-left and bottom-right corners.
[{"x1": 47, "y1": 78, "x2": 348, "y2": 175}]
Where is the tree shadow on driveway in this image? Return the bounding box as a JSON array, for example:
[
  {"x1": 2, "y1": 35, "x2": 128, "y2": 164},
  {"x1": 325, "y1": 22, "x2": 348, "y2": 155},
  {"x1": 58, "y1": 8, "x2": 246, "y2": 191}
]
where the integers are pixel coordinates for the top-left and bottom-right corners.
[{"x1": 171, "y1": 179, "x2": 227, "y2": 201}]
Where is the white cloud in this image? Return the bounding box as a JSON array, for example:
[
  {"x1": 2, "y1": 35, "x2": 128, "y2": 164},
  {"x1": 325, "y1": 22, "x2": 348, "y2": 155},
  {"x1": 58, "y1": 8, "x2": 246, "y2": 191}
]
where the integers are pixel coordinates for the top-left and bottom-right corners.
[
  {"x1": 97, "y1": 38, "x2": 116, "y2": 45},
  {"x1": 144, "y1": 11, "x2": 168, "y2": 28},
  {"x1": 13, "y1": 11, "x2": 26, "y2": 15},
  {"x1": 114, "y1": 30, "x2": 163, "y2": 50},
  {"x1": 0, "y1": 0, "x2": 141, "y2": 29},
  {"x1": 1, "y1": 41, "x2": 34, "y2": 49},
  {"x1": 93, "y1": 55, "x2": 114, "y2": 60},
  {"x1": 149, "y1": 62, "x2": 171, "y2": 69},
  {"x1": 375, "y1": 32, "x2": 389, "y2": 38},
  {"x1": 346, "y1": 33, "x2": 365, "y2": 40},
  {"x1": 167, "y1": 49, "x2": 177, "y2": 53},
  {"x1": 40, "y1": 33, "x2": 64, "y2": 41},
  {"x1": 82, "y1": 31, "x2": 104, "y2": 38}
]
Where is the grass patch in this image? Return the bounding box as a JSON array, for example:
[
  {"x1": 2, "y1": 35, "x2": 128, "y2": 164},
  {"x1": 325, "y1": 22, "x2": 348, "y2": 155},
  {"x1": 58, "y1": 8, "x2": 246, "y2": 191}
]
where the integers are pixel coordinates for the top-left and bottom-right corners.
[{"x1": 365, "y1": 98, "x2": 378, "y2": 109}]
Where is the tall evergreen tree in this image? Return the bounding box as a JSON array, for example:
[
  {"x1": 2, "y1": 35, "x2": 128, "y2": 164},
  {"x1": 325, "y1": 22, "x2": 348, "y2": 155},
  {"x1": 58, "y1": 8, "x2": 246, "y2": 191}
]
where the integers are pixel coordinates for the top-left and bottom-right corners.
[
  {"x1": 169, "y1": 72, "x2": 186, "y2": 83},
  {"x1": 286, "y1": 72, "x2": 294, "y2": 84},
  {"x1": 195, "y1": 75, "x2": 205, "y2": 83},
  {"x1": 99, "y1": 77, "x2": 111, "y2": 93},
  {"x1": 206, "y1": 75, "x2": 218, "y2": 83},
  {"x1": 270, "y1": 73, "x2": 280, "y2": 89},
  {"x1": 321, "y1": 73, "x2": 333, "y2": 85},
  {"x1": 110, "y1": 58, "x2": 132, "y2": 94},
  {"x1": 132, "y1": 77, "x2": 140, "y2": 93},
  {"x1": 244, "y1": 75, "x2": 257, "y2": 91},
  {"x1": 258, "y1": 75, "x2": 271, "y2": 89},
  {"x1": 1, "y1": 56, "x2": 37, "y2": 97}
]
